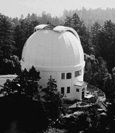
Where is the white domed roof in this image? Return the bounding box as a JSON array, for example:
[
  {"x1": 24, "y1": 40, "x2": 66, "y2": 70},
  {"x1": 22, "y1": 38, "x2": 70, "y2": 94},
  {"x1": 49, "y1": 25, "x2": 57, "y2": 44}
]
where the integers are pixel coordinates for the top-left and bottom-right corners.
[{"x1": 21, "y1": 25, "x2": 84, "y2": 70}]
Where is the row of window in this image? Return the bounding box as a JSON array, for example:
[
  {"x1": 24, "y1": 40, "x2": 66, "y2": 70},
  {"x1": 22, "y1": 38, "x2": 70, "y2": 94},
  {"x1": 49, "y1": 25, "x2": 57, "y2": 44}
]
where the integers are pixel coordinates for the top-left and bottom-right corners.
[
  {"x1": 61, "y1": 87, "x2": 70, "y2": 94},
  {"x1": 61, "y1": 87, "x2": 79, "y2": 95},
  {"x1": 61, "y1": 73, "x2": 71, "y2": 79},
  {"x1": 61, "y1": 70, "x2": 82, "y2": 80}
]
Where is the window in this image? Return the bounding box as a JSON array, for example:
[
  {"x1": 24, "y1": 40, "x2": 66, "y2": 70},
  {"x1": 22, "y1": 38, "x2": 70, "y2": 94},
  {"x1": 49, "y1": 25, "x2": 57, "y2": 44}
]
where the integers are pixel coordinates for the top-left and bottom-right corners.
[
  {"x1": 61, "y1": 87, "x2": 64, "y2": 95},
  {"x1": 61, "y1": 73, "x2": 65, "y2": 79},
  {"x1": 76, "y1": 88, "x2": 79, "y2": 92},
  {"x1": 66, "y1": 73, "x2": 72, "y2": 79},
  {"x1": 67, "y1": 87, "x2": 70, "y2": 93},
  {"x1": 75, "y1": 70, "x2": 82, "y2": 77}
]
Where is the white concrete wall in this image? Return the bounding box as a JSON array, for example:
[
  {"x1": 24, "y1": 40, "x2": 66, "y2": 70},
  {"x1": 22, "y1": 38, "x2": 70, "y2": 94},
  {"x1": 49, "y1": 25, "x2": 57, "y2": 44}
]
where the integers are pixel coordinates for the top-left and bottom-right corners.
[{"x1": 38, "y1": 64, "x2": 85, "y2": 100}]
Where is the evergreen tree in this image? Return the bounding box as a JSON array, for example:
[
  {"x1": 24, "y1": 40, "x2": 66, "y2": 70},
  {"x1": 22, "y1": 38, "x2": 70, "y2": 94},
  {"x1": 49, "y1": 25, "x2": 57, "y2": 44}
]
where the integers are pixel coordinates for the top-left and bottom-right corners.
[
  {"x1": 98, "y1": 20, "x2": 115, "y2": 72},
  {"x1": 14, "y1": 19, "x2": 39, "y2": 59},
  {"x1": 64, "y1": 13, "x2": 91, "y2": 54},
  {"x1": 13, "y1": 24, "x2": 25, "y2": 58},
  {"x1": 0, "y1": 14, "x2": 15, "y2": 58},
  {"x1": 91, "y1": 22, "x2": 102, "y2": 55},
  {"x1": 43, "y1": 76, "x2": 63, "y2": 121},
  {"x1": 91, "y1": 20, "x2": 115, "y2": 72}
]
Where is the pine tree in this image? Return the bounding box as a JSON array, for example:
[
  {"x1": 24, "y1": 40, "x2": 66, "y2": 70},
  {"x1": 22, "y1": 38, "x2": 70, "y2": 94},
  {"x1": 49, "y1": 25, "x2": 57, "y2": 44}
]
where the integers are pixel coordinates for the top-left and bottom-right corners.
[
  {"x1": 43, "y1": 76, "x2": 63, "y2": 121},
  {"x1": 0, "y1": 14, "x2": 15, "y2": 58},
  {"x1": 98, "y1": 20, "x2": 115, "y2": 72},
  {"x1": 91, "y1": 22, "x2": 102, "y2": 55},
  {"x1": 64, "y1": 13, "x2": 91, "y2": 54},
  {"x1": 91, "y1": 20, "x2": 115, "y2": 72}
]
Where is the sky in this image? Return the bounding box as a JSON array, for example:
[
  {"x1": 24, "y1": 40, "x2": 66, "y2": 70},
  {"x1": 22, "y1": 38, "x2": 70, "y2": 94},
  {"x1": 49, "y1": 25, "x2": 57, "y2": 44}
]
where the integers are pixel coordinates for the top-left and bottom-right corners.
[{"x1": 0, "y1": 0, "x2": 115, "y2": 18}]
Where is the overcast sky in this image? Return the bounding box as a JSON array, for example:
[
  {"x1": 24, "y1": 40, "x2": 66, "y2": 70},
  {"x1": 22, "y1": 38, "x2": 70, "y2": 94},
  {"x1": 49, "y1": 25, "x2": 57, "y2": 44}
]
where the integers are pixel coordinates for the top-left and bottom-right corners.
[{"x1": 0, "y1": 0, "x2": 115, "y2": 18}]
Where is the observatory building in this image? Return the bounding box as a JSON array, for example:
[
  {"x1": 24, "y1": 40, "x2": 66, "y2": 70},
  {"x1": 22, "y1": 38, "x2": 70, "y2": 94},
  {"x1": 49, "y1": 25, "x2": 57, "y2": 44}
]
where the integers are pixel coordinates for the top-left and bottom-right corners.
[{"x1": 21, "y1": 24, "x2": 87, "y2": 100}]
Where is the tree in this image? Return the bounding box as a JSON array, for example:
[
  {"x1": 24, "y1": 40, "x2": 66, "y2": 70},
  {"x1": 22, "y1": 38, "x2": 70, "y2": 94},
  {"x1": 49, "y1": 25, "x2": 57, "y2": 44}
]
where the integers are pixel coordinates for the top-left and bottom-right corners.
[
  {"x1": 0, "y1": 68, "x2": 48, "y2": 133},
  {"x1": 64, "y1": 13, "x2": 91, "y2": 54},
  {"x1": 90, "y1": 22, "x2": 102, "y2": 55},
  {"x1": 0, "y1": 14, "x2": 15, "y2": 58},
  {"x1": 0, "y1": 14, "x2": 17, "y2": 74},
  {"x1": 14, "y1": 18, "x2": 39, "y2": 59},
  {"x1": 0, "y1": 55, "x2": 21, "y2": 74},
  {"x1": 13, "y1": 24, "x2": 26, "y2": 58},
  {"x1": 0, "y1": 67, "x2": 63, "y2": 123},
  {"x1": 84, "y1": 54, "x2": 111, "y2": 91},
  {"x1": 0, "y1": 66, "x2": 40, "y2": 97},
  {"x1": 62, "y1": 8, "x2": 115, "y2": 28},
  {"x1": 43, "y1": 76, "x2": 63, "y2": 121},
  {"x1": 64, "y1": 16, "x2": 71, "y2": 27},
  {"x1": 91, "y1": 20, "x2": 115, "y2": 72},
  {"x1": 84, "y1": 54, "x2": 99, "y2": 83}
]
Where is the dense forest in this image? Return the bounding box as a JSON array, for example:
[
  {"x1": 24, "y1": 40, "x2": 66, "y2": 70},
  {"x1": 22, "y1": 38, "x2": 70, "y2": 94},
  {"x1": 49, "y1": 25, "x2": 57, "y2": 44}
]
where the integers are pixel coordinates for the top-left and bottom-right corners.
[{"x1": 62, "y1": 8, "x2": 115, "y2": 28}]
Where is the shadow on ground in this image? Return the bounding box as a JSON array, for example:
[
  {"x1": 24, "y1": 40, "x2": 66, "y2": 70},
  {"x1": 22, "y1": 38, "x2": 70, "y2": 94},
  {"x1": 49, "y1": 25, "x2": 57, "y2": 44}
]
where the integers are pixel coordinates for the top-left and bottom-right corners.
[{"x1": 0, "y1": 94, "x2": 48, "y2": 133}]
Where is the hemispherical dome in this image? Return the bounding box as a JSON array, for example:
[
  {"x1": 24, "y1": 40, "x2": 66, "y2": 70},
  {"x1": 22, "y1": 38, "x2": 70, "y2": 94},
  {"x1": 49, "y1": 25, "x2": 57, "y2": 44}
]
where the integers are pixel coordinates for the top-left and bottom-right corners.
[{"x1": 21, "y1": 25, "x2": 84, "y2": 70}]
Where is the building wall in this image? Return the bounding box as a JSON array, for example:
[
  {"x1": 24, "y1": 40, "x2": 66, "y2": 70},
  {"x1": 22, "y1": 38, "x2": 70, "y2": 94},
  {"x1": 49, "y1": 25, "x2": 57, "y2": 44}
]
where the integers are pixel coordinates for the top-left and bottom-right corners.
[{"x1": 38, "y1": 63, "x2": 85, "y2": 100}]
